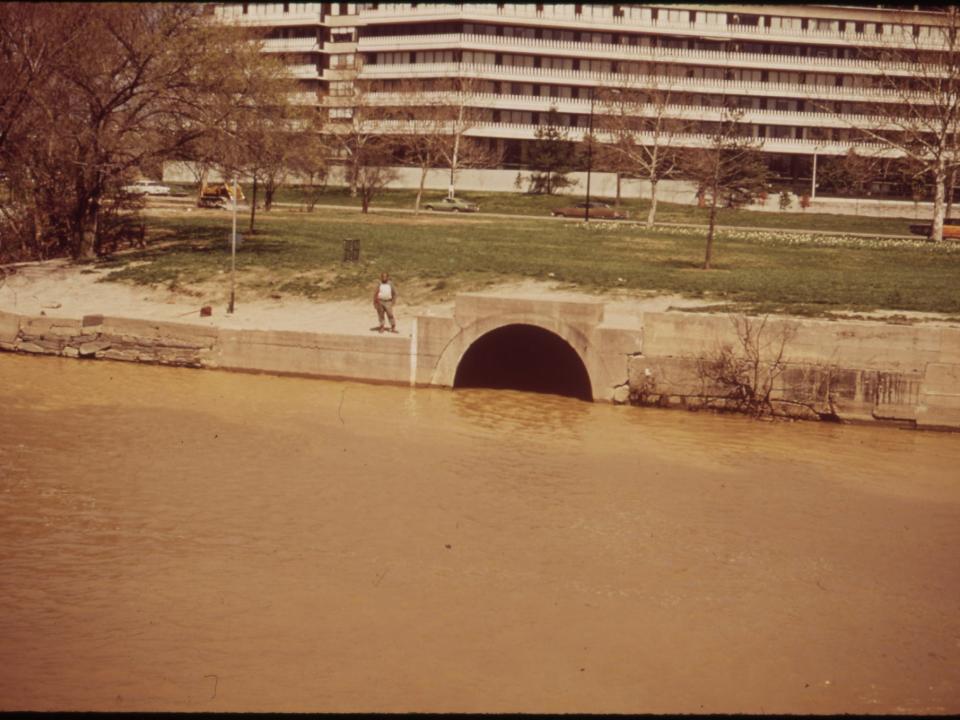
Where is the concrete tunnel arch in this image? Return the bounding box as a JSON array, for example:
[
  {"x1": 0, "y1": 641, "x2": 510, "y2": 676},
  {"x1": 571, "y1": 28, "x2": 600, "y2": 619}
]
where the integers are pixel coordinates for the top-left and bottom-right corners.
[
  {"x1": 454, "y1": 323, "x2": 593, "y2": 400},
  {"x1": 428, "y1": 315, "x2": 601, "y2": 401}
]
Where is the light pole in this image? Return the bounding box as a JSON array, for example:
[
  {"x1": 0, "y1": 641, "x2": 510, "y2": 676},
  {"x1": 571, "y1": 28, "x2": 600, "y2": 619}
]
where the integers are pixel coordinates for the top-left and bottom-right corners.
[
  {"x1": 585, "y1": 86, "x2": 595, "y2": 223},
  {"x1": 228, "y1": 175, "x2": 238, "y2": 314},
  {"x1": 810, "y1": 149, "x2": 818, "y2": 200}
]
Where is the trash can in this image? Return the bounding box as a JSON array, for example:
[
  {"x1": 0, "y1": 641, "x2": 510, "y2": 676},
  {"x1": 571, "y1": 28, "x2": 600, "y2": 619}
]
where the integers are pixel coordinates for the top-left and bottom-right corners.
[{"x1": 343, "y1": 238, "x2": 360, "y2": 262}]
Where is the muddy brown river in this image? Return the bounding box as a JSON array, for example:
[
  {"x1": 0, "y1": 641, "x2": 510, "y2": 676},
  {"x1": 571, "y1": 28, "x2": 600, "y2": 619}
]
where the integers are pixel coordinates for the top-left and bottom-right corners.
[{"x1": 1, "y1": 352, "x2": 958, "y2": 714}]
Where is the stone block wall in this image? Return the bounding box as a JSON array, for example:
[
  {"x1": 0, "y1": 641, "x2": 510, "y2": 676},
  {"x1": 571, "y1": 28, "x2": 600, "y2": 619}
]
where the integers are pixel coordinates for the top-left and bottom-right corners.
[{"x1": 630, "y1": 312, "x2": 960, "y2": 430}]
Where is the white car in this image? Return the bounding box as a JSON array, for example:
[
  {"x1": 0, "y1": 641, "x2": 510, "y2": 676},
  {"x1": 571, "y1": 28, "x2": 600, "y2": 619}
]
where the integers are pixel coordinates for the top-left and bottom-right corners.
[{"x1": 123, "y1": 180, "x2": 172, "y2": 196}]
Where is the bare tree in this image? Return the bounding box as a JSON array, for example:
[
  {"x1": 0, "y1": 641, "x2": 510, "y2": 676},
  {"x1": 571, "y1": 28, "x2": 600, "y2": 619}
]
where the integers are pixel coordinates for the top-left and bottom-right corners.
[
  {"x1": 830, "y1": 7, "x2": 960, "y2": 241},
  {"x1": 595, "y1": 81, "x2": 685, "y2": 226},
  {"x1": 327, "y1": 71, "x2": 411, "y2": 214},
  {"x1": 0, "y1": 4, "x2": 292, "y2": 261},
  {"x1": 432, "y1": 77, "x2": 495, "y2": 199},
  {"x1": 235, "y1": 98, "x2": 326, "y2": 231},
  {"x1": 696, "y1": 315, "x2": 799, "y2": 418},
  {"x1": 385, "y1": 80, "x2": 450, "y2": 214},
  {"x1": 678, "y1": 109, "x2": 768, "y2": 270}
]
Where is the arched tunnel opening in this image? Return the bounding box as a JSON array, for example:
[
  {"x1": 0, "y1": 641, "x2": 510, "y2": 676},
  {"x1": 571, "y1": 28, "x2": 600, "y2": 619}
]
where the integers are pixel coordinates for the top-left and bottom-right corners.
[{"x1": 453, "y1": 324, "x2": 593, "y2": 401}]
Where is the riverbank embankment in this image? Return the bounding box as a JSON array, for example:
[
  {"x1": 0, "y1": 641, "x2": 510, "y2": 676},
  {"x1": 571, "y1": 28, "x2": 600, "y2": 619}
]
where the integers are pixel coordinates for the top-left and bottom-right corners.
[{"x1": 3, "y1": 289, "x2": 959, "y2": 430}]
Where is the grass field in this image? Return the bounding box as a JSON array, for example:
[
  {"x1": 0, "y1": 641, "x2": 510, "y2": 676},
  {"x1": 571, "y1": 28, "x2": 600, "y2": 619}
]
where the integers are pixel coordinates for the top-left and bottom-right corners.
[
  {"x1": 93, "y1": 203, "x2": 960, "y2": 319},
  {"x1": 171, "y1": 183, "x2": 924, "y2": 238}
]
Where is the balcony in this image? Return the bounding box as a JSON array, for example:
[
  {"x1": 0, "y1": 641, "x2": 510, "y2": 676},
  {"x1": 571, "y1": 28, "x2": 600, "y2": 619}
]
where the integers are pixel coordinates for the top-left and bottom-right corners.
[
  {"x1": 322, "y1": 40, "x2": 360, "y2": 53},
  {"x1": 218, "y1": 7, "x2": 323, "y2": 27},
  {"x1": 287, "y1": 64, "x2": 321, "y2": 79},
  {"x1": 322, "y1": 65, "x2": 359, "y2": 80},
  {"x1": 291, "y1": 91, "x2": 321, "y2": 105},
  {"x1": 359, "y1": 62, "x2": 932, "y2": 105},
  {"x1": 361, "y1": 91, "x2": 905, "y2": 132},
  {"x1": 262, "y1": 37, "x2": 321, "y2": 53},
  {"x1": 358, "y1": 4, "x2": 947, "y2": 51},
  {"x1": 342, "y1": 117, "x2": 899, "y2": 157},
  {"x1": 358, "y1": 32, "x2": 926, "y2": 79}
]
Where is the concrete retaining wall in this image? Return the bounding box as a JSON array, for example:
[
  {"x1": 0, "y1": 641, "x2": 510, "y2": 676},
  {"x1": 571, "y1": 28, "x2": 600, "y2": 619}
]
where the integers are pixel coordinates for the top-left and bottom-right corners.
[
  {"x1": 0, "y1": 309, "x2": 408, "y2": 385},
  {"x1": 632, "y1": 312, "x2": 960, "y2": 430},
  {"x1": 3, "y1": 301, "x2": 959, "y2": 431}
]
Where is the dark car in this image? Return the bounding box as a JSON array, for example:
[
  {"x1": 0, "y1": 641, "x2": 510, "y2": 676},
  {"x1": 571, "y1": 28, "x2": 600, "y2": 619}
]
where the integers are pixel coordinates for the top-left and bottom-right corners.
[
  {"x1": 424, "y1": 196, "x2": 480, "y2": 213},
  {"x1": 551, "y1": 201, "x2": 628, "y2": 220}
]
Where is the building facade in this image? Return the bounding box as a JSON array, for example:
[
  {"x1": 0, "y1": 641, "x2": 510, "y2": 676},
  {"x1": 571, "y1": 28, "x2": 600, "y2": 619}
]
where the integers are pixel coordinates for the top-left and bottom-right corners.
[{"x1": 216, "y1": 2, "x2": 955, "y2": 196}]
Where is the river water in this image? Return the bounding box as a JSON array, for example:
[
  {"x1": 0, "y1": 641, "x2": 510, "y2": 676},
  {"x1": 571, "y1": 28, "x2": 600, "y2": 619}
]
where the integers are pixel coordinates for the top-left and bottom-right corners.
[{"x1": 1, "y1": 352, "x2": 958, "y2": 714}]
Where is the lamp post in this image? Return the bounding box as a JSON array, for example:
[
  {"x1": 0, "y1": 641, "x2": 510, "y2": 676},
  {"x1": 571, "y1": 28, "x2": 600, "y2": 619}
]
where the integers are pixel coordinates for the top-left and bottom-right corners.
[
  {"x1": 585, "y1": 86, "x2": 595, "y2": 223},
  {"x1": 810, "y1": 149, "x2": 818, "y2": 200},
  {"x1": 228, "y1": 175, "x2": 238, "y2": 314}
]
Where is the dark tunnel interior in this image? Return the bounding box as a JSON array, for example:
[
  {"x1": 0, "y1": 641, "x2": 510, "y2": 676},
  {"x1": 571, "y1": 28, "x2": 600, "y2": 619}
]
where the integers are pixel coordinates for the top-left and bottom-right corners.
[{"x1": 453, "y1": 324, "x2": 593, "y2": 401}]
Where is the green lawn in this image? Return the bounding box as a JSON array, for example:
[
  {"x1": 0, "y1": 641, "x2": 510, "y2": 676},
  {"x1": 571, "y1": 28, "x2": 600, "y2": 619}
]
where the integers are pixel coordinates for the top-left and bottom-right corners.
[
  {"x1": 95, "y1": 205, "x2": 960, "y2": 319},
  {"x1": 168, "y1": 182, "x2": 924, "y2": 238}
]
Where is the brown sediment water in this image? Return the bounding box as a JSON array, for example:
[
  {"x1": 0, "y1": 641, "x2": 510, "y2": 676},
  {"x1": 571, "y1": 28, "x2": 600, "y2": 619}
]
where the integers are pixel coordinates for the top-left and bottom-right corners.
[{"x1": 0, "y1": 352, "x2": 958, "y2": 714}]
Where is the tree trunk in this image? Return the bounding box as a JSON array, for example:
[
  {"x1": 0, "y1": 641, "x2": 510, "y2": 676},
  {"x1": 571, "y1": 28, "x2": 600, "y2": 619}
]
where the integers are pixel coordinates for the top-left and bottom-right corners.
[
  {"x1": 30, "y1": 201, "x2": 43, "y2": 259},
  {"x1": 704, "y1": 197, "x2": 718, "y2": 270},
  {"x1": 415, "y1": 164, "x2": 428, "y2": 214},
  {"x1": 264, "y1": 182, "x2": 275, "y2": 212},
  {"x1": 89, "y1": 198, "x2": 102, "y2": 257},
  {"x1": 646, "y1": 178, "x2": 659, "y2": 228},
  {"x1": 704, "y1": 154, "x2": 722, "y2": 269},
  {"x1": 249, "y1": 176, "x2": 258, "y2": 233},
  {"x1": 361, "y1": 191, "x2": 370, "y2": 213},
  {"x1": 449, "y1": 102, "x2": 464, "y2": 199},
  {"x1": 198, "y1": 165, "x2": 209, "y2": 201},
  {"x1": 74, "y1": 197, "x2": 94, "y2": 259},
  {"x1": 947, "y1": 167, "x2": 956, "y2": 220},
  {"x1": 931, "y1": 163, "x2": 946, "y2": 242},
  {"x1": 615, "y1": 172, "x2": 622, "y2": 207},
  {"x1": 349, "y1": 160, "x2": 358, "y2": 197},
  {"x1": 76, "y1": 225, "x2": 94, "y2": 260}
]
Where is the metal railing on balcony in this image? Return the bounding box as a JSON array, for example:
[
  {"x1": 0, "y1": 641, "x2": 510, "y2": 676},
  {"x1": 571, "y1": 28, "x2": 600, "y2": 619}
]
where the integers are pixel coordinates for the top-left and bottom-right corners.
[
  {"x1": 263, "y1": 37, "x2": 321, "y2": 52},
  {"x1": 359, "y1": 62, "x2": 932, "y2": 104},
  {"x1": 288, "y1": 64, "x2": 321, "y2": 78},
  {"x1": 340, "y1": 116, "x2": 899, "y2": 156},
  {"x1": 359, "y1": 91, "x2": 905, "y2": 131},
  {"x1": 219, "y1": 8, "x2": 323, "y2": 26},
  {"x1": 358, "y1": 32, "x2": 928, "y2": 78},
  {"x1": 358, "y1": 4, "x2": 948, "y2": 50}
]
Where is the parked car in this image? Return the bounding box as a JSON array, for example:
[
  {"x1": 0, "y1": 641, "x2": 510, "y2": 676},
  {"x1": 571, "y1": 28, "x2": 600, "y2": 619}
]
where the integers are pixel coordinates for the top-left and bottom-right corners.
[
  {"x1": 424, "y1": 196, "x2": 480, "y2": 213},
  {"x1": 122, "y1": 180, "x2": 172, "y2": 196},
  {"x1": 551, "y1": 201, "x2": 628, "y2": 220},
  {"x1": 909, "y1": 219, "x2": 960, "y2": 239}
]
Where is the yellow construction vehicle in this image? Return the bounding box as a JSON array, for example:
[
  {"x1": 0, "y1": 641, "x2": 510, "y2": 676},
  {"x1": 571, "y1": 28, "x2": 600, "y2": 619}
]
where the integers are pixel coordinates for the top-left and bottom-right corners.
[{"x1": 198, "y1": 181, "x2": 245, "y2": 209}]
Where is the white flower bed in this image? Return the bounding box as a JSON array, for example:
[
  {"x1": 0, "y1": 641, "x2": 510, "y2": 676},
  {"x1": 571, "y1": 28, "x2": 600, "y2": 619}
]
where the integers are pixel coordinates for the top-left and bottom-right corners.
[{"x1": 577, "y1": 221, "x2": 960, "y2": 253}]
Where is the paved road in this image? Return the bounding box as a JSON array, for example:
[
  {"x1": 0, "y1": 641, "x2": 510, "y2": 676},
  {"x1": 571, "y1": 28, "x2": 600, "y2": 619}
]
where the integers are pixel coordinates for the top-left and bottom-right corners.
[{"x1": 153, "y1": 195, "x2": 920, "y2": 240}]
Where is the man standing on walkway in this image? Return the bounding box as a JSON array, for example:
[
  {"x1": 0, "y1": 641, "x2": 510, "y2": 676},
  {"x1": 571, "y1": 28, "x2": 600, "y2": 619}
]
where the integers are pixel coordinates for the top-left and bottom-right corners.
[{"x1": 373, "y1": 272, "x2": 398, "y2": 333}]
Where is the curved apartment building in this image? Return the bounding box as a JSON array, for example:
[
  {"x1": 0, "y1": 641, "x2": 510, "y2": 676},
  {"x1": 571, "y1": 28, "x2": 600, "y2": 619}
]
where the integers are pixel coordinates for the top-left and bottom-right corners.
[{"x1": 216, "y1": 2, "x2": 954, "y2": 195}]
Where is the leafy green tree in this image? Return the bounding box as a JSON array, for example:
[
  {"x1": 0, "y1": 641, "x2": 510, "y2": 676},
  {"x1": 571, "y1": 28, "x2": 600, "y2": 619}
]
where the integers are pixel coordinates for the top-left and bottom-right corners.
[{"x1": 527, "y1": 107, "x2": 575, "y2": 195}]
